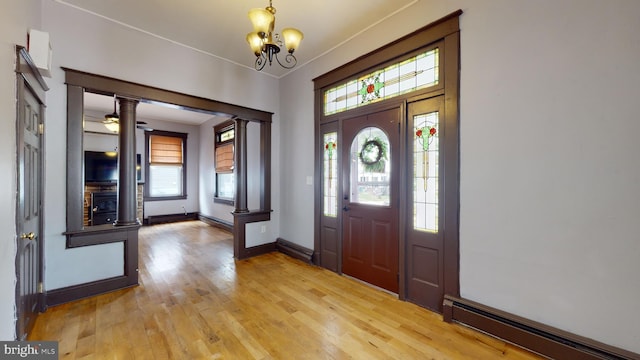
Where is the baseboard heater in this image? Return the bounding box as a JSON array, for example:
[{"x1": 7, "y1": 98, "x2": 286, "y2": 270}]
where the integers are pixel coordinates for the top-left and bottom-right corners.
[
  {"x1": 145, "y1": 212, "x2": 199, "y2": 225},
  {"x1": 198, "y1": 214, "x2": 233, "y2": 232},
  {"x1": 443, "y1": 295, "x2": 639, "y2": 360},
  {"x1": 276, "y1": 238, "x2": 313, "y2": 264}
]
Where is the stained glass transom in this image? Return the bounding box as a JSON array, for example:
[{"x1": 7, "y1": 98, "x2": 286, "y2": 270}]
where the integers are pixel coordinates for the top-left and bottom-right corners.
[
  {"x1": 413, "y1": 111, "x2": 439, "y2": 232},
  {"x1": 323, "y1": 132, "x2": 338, "y2": 217},
  {"x1": 350, "y1": 127, "x2": 390, "y2": 206},
  {"x1": 324, "y1": 48, "x2": 439, "y2": 116}
]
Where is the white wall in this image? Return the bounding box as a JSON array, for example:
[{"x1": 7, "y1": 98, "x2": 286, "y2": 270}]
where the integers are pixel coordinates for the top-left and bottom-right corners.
[
  {"x1": 280, "y1": 0, "x2": 640, "y2": 353},
  {"x1": 41, "y1": 1, "x2": 280, "y2": 289}
]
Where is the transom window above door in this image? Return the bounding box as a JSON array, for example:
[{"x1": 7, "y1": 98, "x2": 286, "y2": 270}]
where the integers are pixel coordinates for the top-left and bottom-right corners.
[{"x1": 323, "y1": 48, "x2": 439, "y2": 116}]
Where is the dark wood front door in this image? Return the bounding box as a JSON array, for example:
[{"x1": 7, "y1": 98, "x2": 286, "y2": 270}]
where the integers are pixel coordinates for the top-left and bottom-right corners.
[
  {"x1": 16, "y1": 73, "x2": 44, "y2": 340},
  {"x1": 341, "y1": 108, "x2": 400, "y2": 293}
]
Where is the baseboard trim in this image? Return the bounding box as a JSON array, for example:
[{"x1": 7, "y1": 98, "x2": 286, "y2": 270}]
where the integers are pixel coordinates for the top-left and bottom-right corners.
[
  {"x1": 46, "y1": 276, "x2": 138, "y2": 308},
  {"x1": 276, "y1": 238, "x2": 313, "y2": 264},
  {"x1": 238, "y1": 242, "x2": 276, "y2": 260},
  {"x1": 443, "y1": 295, "x2": 639, "y2": 360},
  {"x1": 198, "y1": 214, "x2": 233, "y2": 232},
  {"x1": 145, "y1": 212, "x2": 198, "y2": 225}
]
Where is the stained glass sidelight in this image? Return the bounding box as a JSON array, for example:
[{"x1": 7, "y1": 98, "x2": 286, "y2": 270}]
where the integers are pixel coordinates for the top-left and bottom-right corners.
[
  {"x1": 323, "y1": 132, "x2": 338, "y2": 217},
  {"x1": 350, "y1": 127, "x2": 390, "y2": 206},
  {"x1": 324, "y1": 48, "x2": 439, "y2": 115},
  {"x1": 413, "y1": 112, "x2": 439, "y2": 232}
]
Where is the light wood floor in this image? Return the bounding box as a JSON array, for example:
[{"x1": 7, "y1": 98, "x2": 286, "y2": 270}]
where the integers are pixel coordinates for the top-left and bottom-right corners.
[{"x1": 30, "y1": 221, "x2": 542, "y2": 359}]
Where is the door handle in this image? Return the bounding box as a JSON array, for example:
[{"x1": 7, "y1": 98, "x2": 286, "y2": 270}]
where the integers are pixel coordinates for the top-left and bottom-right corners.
[
  {"x1": 20, "y1": 232, "x2": 36, "y2": 240},
  {"x1": 342, "y1": 206, "x2": 350, "y2": 212}
]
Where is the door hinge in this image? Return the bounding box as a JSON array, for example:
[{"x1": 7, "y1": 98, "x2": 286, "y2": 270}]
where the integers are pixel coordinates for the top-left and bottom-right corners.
[
  {"x1": 38, "y1": 123, "x2": 44, "y2": 135},
  {"x1": 38, "y1": 282, "x2": 43, "y2": 293}
]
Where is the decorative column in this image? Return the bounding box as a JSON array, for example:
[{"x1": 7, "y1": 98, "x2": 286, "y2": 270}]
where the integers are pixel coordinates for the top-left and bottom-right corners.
[
  {"x1": 115, "y1": 97, "x2": 139, "y2": 226},
  {"x1": 233, "y1": 118, "x2": 249, "y2": 213}
]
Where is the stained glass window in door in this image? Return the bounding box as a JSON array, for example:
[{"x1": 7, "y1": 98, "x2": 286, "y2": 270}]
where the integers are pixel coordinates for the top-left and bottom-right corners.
[
  {"x1": 323, "y1": 132, "x2": 338, "y2": 217},
  {"x1": 350, "y1": 127, "x2": 390, "y2": 206},
  {"x1": 414, "y1": 111, "x2": 439, "y2": 232}
]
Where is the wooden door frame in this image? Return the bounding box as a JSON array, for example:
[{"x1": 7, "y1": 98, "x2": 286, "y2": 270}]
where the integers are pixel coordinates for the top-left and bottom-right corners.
[
  {"x1": 313, "y1": 11, "x2": 461, "y2": 303},
  {"x1": 15, "y1": 46, "x2": 49, "y2": 338}
]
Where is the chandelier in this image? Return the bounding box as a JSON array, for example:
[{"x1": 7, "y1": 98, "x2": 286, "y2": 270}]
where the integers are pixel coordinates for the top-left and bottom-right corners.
[{"x1": 246, "y1": 0, "x2": 303, "y2": 71}]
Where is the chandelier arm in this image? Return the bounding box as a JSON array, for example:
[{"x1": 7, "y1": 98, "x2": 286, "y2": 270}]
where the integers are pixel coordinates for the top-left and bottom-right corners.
[
  {"x1": 255, "y1": 54, "x2": 268, "y2": 71},
  {"x1": 275, "y1": 53, "x2": 297, "y2": 69}
]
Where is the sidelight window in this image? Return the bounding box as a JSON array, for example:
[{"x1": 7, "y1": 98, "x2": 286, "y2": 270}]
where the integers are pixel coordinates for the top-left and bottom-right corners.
[
  {"x1": 413, "y1": 111, "x2": 439, "y2": 232},
  {"x1": 323, "y1": 132, "x2": 338, "y2": 217}
]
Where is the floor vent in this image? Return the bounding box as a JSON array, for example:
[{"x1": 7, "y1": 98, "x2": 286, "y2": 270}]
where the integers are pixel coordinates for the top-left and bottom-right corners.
[{"x1": 443, "y1": 295, "x2": 639, "y2": 360}]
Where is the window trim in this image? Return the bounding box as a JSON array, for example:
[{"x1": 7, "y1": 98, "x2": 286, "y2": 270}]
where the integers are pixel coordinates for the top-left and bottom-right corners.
[
  {"x1": 214, "y1": 120, "x2": 235, "y2": 205},
  {"x1": 144, "y1": 129, "x2": 188, "y2": 201}
]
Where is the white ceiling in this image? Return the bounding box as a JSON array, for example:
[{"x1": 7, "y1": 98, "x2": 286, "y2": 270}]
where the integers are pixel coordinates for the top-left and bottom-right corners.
[{"x1": 64, "y1": 0, "x2": 417, "y2": 124}]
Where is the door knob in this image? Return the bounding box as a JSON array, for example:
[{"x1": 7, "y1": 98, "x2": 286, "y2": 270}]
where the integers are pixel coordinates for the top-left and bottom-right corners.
[
  {"x1": 20, "y1": 232, "x2": 36, "y2": 240},
  {"x1": 342, "y1": 206, "x2": 350, "y2": 211}
]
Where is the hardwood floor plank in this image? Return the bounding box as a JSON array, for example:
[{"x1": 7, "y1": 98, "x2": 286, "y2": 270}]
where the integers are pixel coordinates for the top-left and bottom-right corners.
[{"x1": 30, "y1": 221, "x2": 542, "y2": 359}]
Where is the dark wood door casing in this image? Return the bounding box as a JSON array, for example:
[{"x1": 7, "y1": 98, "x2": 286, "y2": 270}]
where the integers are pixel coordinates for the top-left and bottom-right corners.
[{"x1": 314, "y1": 11, "x2": 461, "y2": 310}]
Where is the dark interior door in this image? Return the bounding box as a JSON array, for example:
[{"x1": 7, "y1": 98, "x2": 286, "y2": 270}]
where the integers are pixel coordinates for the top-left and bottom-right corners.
[
  {"x1": 342, "y1": 108, "x2": 400, "y2": 293},
  {"x1": 16, "y1": 77, "x2": 43, "y2": 340}
]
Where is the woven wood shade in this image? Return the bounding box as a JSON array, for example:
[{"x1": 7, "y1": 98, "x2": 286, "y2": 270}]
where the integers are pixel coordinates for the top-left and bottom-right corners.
[
  {"x1": 216, "y1": 143, "x2": 234, "y2": 172},
  {"x1": 150, "y1": 135, "x2": 183, "y2": 164}
]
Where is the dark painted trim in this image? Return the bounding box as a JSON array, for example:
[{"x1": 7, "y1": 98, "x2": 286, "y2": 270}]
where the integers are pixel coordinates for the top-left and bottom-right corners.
[
  {"x1": 16, "y1": 46, "x2": 49, "y2": 94},
  {"x1": 46, "y1": 276, "x2": 137, "y2": 307},
  {"x1": 276, "y1": 238, "x2": 313, "y2": 264},
  {"x1": 240, "y1": 242, "x2": 276, "y2": 260},
  {"x1": 442, "y1": 29, "x2": 461, "y2": 299},
  {"x1": 260, "y1": 121, "x2": 271, "y2": 211},
  {"x1": 60, "y1": 225, "x2": 139, "y2": 307},
  {"x1": 443, "y1": 295, "x2": 640, "y2": 360},
  {"x1": 234, "y1": 118, "x2": 249, "y2": 213},
  {"x1": 145, "y1": 212, "x2": 199, "y2": 225},
  {"x1": 114, "y1": 98, "x2": 139, "y2": 226},
  {"x1": 66, "y1": 84, "x2": 84, "y2": 231},
  {"x1": 198, "y1": 214, "x2": 233, "y2": 233},
  {"x1": 62, "y1": 68, "x2": 273, "y2": 122},
  {"x1": 64, "y1": 224, "x2": 138, "y2": 248},
  {"x1": 233, "y1": 210, "x2": 271, "y2": 260}
]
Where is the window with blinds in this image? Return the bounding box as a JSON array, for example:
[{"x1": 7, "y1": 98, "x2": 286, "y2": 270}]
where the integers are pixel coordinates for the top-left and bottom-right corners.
[
  {"x1": 145, "y1": 131, "x2": 188, "y2": 199},
  {"x1": 215, "y1": 143, "x2": 234, "y2": 172},
  {"x1": 214, "y1": 121, "x2": 235, "y2": 203}
]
